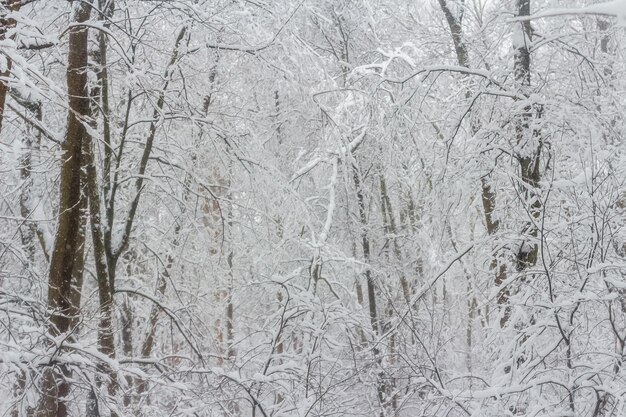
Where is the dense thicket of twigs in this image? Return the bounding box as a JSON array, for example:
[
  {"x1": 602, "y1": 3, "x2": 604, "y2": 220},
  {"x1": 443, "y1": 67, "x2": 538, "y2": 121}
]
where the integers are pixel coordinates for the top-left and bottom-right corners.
[{"x1": 0, "y1": 1, "x2": 625, "y2": 416}]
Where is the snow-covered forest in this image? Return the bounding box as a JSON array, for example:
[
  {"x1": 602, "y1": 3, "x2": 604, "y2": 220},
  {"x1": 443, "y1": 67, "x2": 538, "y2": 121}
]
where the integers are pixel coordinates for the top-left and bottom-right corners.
[{"x1": 1, "y1": 0, "x2": 626, "y2": 416}]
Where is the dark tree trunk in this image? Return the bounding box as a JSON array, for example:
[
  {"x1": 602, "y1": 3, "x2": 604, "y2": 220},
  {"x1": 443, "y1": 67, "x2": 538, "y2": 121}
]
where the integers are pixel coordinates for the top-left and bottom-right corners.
[{"x1": 35, "y1": 2, "x2": 92, "y2": 417}]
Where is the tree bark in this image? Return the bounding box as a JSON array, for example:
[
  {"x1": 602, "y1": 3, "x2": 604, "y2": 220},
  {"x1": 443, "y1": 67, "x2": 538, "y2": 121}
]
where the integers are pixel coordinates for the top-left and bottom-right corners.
[
  {"x1": 437, "y1": 0, "x2": 509, "y2": 326},
  {"x1": 352, "y1": 165, "x2": 378, "y2": 334},
  {"x1": 513, "y1": 0, "x2": 542, "y2": 274},
  {"x1": 352, "y1": 162, "x2": 388, "y2": 415},
  {"x1": 379, "y1": 175, "x2": 410, "y2": 302},
  {"x1": 0, "y1": 0, "x2": 21, "y2": 132},
  {"x1": 84, "y1": 96, "x2": 118, "y2": 417},
  {"x1": 35, "y1": 2, "x2": 92, "y2": 417}
]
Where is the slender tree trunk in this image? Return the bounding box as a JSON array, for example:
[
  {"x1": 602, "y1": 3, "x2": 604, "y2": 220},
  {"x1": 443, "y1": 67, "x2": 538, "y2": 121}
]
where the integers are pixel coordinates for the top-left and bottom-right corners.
[
  {"x1": 80, "y1": 9, "x2": 121, "y2": 411},
  {"x1": 84, "y1": 126, "x2": 119, "y2": 416},
  {"x1": 513, "y1": 0, "x2": 542, "y2": 274},
  {"x1": 352, "y1": 165, "x2": 378, "y2": 334},
  {"x1": 138, "y1": 57, "x2": 207, "y2": 394},
  {"x1": 378, "y1": 174, "x2": 403, "y2": 416},
  {"x1": 437, "y1": 0, "x2": 508, "y2": 326},
  {"x1": 136, "y1": 227, "x2": 179, "y2": 394},
  {"x1": 35, "y1": 3, "x2": 92, "y2": 417},
  {"x1": 225, "y1": 248, "x2": 235, "y2": 359},
  {"x1": 19, "y1": 133, "x2": 37, "y2": 263},
  {"x1": 98, "y1": 0, "x2": 114, "y2": 203},
  {"x1": 351, "y1": 242, "x2": 367, "y2": 346},
  {"x1": 222, "y1": 156, "x2": 235, "y2": 363},
  {"x1": 0, "y1": 0, "x2": 21, "y2": 132},
  {"x1": 379, "y1": 175, "x2": 410, "y2": 302},
  {"x1": 352, "y1": 162, "x2": 387, "y2": 415},
  {"x1": 506, "y1": 6, "x2": 541, "y2": 415},
  {"x1": 120, "y1": 291, "x2": 134, "y2": 407}
]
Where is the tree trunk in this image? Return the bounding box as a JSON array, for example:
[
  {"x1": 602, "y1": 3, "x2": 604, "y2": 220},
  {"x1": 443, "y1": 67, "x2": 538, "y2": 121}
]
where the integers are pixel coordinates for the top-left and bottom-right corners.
[
  {"x1": 0, "y1": 0, "x2": 21, "y2": 132},
  {"x1": 352, "y1": 165, "x2": 378, "y2": 334},
  {"x1": 352, "y1": 162, "x2": 387, "y2": 415},
  {"x1": 379, "y1": 175, "x2": 410, "y2": 302},
  {"x1": 35, "y1": 2, "x2": 92, "y2": 417},
  {"x1": 136, "y1": 229, "x2": 178, "y2": 394},
  {"x1": 437, "y1": 0, "x2": 508, "y2": 326},
  {"x1": 513, "y1": 0, "x2": 542, "y2": 274},
  {"x1": 84, "y1": 104, "x2": 118, "y2": 417}
]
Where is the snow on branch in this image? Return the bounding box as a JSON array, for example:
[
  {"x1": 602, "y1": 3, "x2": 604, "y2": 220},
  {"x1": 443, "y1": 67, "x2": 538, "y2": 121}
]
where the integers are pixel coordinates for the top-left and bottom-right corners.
[
  {"x1": 289, "y1": 125, "x2": 367, "y2": 183},
  {"x1": 512, "y1": 0, "x2": 626, "y2": 24}
]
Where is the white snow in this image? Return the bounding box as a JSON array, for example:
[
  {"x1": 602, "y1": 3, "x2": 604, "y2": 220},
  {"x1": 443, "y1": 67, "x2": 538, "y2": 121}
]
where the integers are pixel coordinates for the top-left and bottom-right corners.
[{"x1": 525, "y1": 0, "x2": 626, "y2": 26}]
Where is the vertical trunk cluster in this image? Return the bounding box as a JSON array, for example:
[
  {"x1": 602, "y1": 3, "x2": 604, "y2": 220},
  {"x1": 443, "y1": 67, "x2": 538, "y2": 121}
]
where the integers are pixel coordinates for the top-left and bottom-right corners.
[
  {"x1": 92, "y1": 22, "x2": 189, "y2": 411},
  {"x1": 437, "y1": 0, "x2": 507, "y2": 329},
  {"x1": 378, "y1": 174, "x2": 405, "y2": 414},
  {"x1": 437, "y1": 2, "x2": 493, "y2": 381},
  {"x1": 82, "y1": 4, "x2": 118, "y2": 414},
  {"x1": 84, "y1": 87, "x2": 118, "y2": 417},
  {"x1": 351, "y1": 162, "x2": 392, "y2": 415},
  {"x1": 438, "y1": 0, "x2": 542, "y2": 329},
  {"x1": 35, "y1": 2, "x2": 92, "y2": 417},
  {"x1": 379, "y1": 175, "x2": 410, "y2": 303},
  {"x1": 332, "y1": 10, "x2": 396, "y2": 413},
  {"x1": 198, "y1": 151, "x2": 239, "y2": 415},
  {"x1": 352, "y1": 165, "x2": 379, "y2": 335},
  {"x1": 201, "y1": 164, "x2": 235, "y2": 366}
]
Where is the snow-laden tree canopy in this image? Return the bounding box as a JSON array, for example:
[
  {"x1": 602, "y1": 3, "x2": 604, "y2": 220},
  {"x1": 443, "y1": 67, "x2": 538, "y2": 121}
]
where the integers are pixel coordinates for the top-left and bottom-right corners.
[{"x1": 1, "y1": 0, "x2": 625, "y2": 416}]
